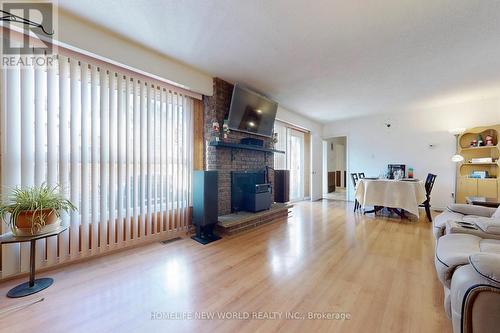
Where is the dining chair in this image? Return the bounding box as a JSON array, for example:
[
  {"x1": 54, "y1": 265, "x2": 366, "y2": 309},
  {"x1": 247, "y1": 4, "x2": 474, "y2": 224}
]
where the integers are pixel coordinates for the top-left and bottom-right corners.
[
  {"x1": 358, "y1": 172, "x2": 365, "y2": 179},
  {"x1": 351, "y1": 173, "x2": 360, "y2": 212},
  {"x1": 419, "y1": 173, "x2": 437, "y2": 222}
]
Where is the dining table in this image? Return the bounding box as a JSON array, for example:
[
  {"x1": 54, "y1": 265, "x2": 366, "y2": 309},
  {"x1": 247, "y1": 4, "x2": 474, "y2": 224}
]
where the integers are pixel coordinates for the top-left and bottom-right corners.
[{"x1": 355, "y1": 178, "x2": 427, "y2": 218}]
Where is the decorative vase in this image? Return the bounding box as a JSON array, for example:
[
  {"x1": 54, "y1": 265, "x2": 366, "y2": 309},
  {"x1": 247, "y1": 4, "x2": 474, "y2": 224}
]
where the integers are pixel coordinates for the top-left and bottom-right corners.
[
  {"x1": 222, "y1": 120, "x2": 230, "y2": 142},
  {"x1": 271, "y1": 132, "x2": 278, "y2": 149},
  {"x1": 211, "y1": 121, "x2": 221, "y2": 142},
  {"x1": 477, "y1": 134, "x2": 483, "y2": 147},
  {"x1": 12, "y1": 209, "x2": 60, "y2": 236}
]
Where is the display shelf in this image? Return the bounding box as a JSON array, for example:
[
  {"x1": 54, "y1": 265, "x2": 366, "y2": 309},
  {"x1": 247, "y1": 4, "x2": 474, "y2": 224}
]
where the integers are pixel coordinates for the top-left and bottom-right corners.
[
  {"x1": 463, "y1": 162, "x2": 498, "y2": 165},
  {"x1": 459, "y1": 128, "x2": 498, "y2": 149},
  {"x1": 461, "y1": 145, "x2": 499, "y2": 151}
]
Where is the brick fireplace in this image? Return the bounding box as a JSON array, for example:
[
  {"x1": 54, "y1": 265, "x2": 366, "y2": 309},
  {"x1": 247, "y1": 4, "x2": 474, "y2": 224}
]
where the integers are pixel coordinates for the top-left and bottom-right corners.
[{"x1": 203, "y1": 78, "x2": 275, "y2": 215}]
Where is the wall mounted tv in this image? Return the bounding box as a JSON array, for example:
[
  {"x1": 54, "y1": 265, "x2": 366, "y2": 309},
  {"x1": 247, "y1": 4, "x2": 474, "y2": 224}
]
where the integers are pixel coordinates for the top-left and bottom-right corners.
[{"x1": 227, "y1": 84, "x2": 278, "y2": 137}]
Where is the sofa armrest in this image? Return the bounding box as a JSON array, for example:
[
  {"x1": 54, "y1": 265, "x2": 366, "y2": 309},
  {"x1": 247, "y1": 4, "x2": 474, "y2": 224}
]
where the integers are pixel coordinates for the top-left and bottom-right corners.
[
  {"x1": 450, "y1": 262, "x2": 500, "y2": 333},
  {"x1": 451, "y1": 255, "x2": 500, "y2": 333},
  {"x1": 447, "y1": 204, "x2": 496, "y2": 217},
  {"x1": 469, "y1": 253, "x2": 500, "y2": 284}
]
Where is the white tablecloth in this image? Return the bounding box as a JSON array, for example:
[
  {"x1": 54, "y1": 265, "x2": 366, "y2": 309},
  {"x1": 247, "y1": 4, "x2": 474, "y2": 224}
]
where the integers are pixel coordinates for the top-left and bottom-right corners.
[{"x1": 355, "y1": 179, "x2": 427, "y2": 217}]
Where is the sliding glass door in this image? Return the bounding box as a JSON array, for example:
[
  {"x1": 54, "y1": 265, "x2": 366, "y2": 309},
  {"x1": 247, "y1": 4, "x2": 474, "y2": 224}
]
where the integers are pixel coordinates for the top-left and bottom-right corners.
[{"x1": 274, "y1": 122, "x2": 306, "y2": 202}]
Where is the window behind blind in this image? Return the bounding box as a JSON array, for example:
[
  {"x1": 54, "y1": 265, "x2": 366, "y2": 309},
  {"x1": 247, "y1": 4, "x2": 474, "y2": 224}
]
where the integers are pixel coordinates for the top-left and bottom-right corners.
[{"x1": 0, "y1": 55, "x2": 194, "y2": 278}]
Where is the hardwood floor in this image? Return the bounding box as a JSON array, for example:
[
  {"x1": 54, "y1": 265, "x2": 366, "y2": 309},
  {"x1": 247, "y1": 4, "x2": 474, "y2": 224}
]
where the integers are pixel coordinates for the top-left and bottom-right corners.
[{"x1": 0, "y1": 200, "x2": 451, "y2": 333}]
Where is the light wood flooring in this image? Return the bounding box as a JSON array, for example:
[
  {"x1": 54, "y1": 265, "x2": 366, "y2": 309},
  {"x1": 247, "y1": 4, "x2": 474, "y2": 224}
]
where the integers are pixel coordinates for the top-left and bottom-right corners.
[{"x1": 0, "y1": 200, "x2": 451, "y2": 333}]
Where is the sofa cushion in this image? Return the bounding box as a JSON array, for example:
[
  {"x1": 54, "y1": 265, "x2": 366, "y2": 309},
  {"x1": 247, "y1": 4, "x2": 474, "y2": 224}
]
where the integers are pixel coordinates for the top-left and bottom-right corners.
[
  {"x1": 475, "y1": 218, "x2": 500, "y2": 235},
  {"x1": 493, "y1": 206, "x2": 500, "y2": 218},
  {"x1": 479, "y1": 239, "x2": 500, "y2": 253},
  {"x1": 435, "y1": 234, "x2": 482, "y2": 288}
]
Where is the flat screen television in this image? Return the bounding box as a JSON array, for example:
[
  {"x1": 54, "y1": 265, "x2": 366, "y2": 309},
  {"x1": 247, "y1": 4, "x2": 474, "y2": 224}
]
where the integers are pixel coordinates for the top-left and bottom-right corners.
[{"x1": 227, "y1": 84, "x2": 278, "y2": 137}]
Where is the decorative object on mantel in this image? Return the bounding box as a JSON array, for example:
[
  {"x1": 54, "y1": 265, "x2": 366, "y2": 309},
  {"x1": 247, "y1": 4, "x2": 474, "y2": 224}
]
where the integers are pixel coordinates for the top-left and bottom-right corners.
[
  {"x1": 222, "y1": 119, "x2": 230, "y2": 142},
  {"x1": 211, "y1": 120, "x2": 220, "y2": 142},
  {"x1": 0, "y1": 184, "x2": 77, "y2": 236},
  {"x1": 271, "y1": 132, "x2": 278, "y2": 149}
]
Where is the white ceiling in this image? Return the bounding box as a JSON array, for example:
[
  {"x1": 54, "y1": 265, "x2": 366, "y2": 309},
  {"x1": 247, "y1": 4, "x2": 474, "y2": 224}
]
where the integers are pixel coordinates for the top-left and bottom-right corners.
[{"x1": 58, "y1": 0, "x2": 500, "y2": 122}]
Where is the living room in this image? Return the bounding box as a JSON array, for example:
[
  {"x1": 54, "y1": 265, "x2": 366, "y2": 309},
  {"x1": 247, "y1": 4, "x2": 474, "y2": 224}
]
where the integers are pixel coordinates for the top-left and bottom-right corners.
[{"x1": 1, "y1": 1, "x2": 500, "y2": 332}]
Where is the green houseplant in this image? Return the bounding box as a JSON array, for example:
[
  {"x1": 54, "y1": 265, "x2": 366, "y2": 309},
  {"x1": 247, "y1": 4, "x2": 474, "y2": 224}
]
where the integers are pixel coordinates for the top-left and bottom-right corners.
[{"x1": 0, "y1": 184, "x2": 77, "y2": 236}]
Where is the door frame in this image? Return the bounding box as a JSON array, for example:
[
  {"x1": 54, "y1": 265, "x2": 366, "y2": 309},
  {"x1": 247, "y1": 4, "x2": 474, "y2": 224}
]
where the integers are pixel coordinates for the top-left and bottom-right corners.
[{"x1": 322, "y1": 135, "x2": 349, "y2": 200}]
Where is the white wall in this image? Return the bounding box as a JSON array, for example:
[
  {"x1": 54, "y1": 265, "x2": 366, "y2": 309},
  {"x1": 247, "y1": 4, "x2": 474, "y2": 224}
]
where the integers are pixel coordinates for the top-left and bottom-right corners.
[
  {"x1": 276, "y1": 106, "x2": 322, "y2": 134},
  {"x1": 323, "y1": 97, "x2": 500, "y2": 209},
  {"x1": 57, "y1": 9, "x2": 213, "y2": 96}
]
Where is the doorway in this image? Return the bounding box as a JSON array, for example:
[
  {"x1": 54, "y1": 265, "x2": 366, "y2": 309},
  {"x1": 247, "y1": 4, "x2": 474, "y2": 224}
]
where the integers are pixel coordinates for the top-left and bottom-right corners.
[{"x1": 322, "y1": 136, "x2": 347, "y2": 201}]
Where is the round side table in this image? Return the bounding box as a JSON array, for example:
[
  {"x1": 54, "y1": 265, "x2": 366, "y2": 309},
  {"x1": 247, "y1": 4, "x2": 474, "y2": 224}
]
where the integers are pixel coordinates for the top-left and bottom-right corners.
[{"x1": 0, "y1": 222, "x2": 68, "y2": 298}]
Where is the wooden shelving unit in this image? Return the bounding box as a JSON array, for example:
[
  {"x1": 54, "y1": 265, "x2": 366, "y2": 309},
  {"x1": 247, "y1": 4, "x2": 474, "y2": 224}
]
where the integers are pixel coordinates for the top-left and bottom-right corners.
[
  {"x1": 463, "y1": 162, "x2": 497, "y2": 165},
  {"x1": 460, "y1": 145, "x2": 499, "y2": 151},
  {"x1": 456, "y1": 125, "x2": 500, "y2": 203}
]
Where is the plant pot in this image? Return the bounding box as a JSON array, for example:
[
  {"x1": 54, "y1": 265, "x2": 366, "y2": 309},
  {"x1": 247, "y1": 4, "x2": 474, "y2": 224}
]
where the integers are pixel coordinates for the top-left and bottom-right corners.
[{"x1": 12, "y1": 209, "x2": 61, "y2": 236}]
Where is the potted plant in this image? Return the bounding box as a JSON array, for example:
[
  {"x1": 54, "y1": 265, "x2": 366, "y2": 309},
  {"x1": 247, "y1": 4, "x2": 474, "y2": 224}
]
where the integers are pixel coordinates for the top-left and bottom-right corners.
[{"x1": 0, "y1": 184, "x2": 77, "y2": 236}]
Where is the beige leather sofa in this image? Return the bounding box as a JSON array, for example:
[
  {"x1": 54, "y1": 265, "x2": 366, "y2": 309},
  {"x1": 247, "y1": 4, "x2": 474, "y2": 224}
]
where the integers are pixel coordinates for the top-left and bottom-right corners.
[
  {"x1": 433, "y1": 204, "x2": 499, "y2": 239},
  {"x1": 435, "y1": 233, "x2": 500, "y2": 333},
  {"x1": 451, "y1": 253, "x2": 500, "y2": 333}
]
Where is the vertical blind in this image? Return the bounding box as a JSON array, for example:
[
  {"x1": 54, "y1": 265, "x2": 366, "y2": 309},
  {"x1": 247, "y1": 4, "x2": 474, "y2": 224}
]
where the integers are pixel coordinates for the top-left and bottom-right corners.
[{"x1": 0, "y1": 55, "x2": 194, "y2": 278}]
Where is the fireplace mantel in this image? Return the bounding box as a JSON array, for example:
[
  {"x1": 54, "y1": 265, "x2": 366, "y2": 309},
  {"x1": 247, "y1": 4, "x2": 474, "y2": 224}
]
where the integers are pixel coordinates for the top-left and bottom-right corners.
[{"x1": 209, "y1": 141, "x2": 285, "y2": 154}]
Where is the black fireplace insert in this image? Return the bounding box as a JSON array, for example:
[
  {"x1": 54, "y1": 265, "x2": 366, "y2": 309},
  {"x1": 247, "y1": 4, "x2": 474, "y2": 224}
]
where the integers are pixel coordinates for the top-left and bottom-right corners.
[{"x1": 231, "y1": 170, "x2": 272, "y2": 213}]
